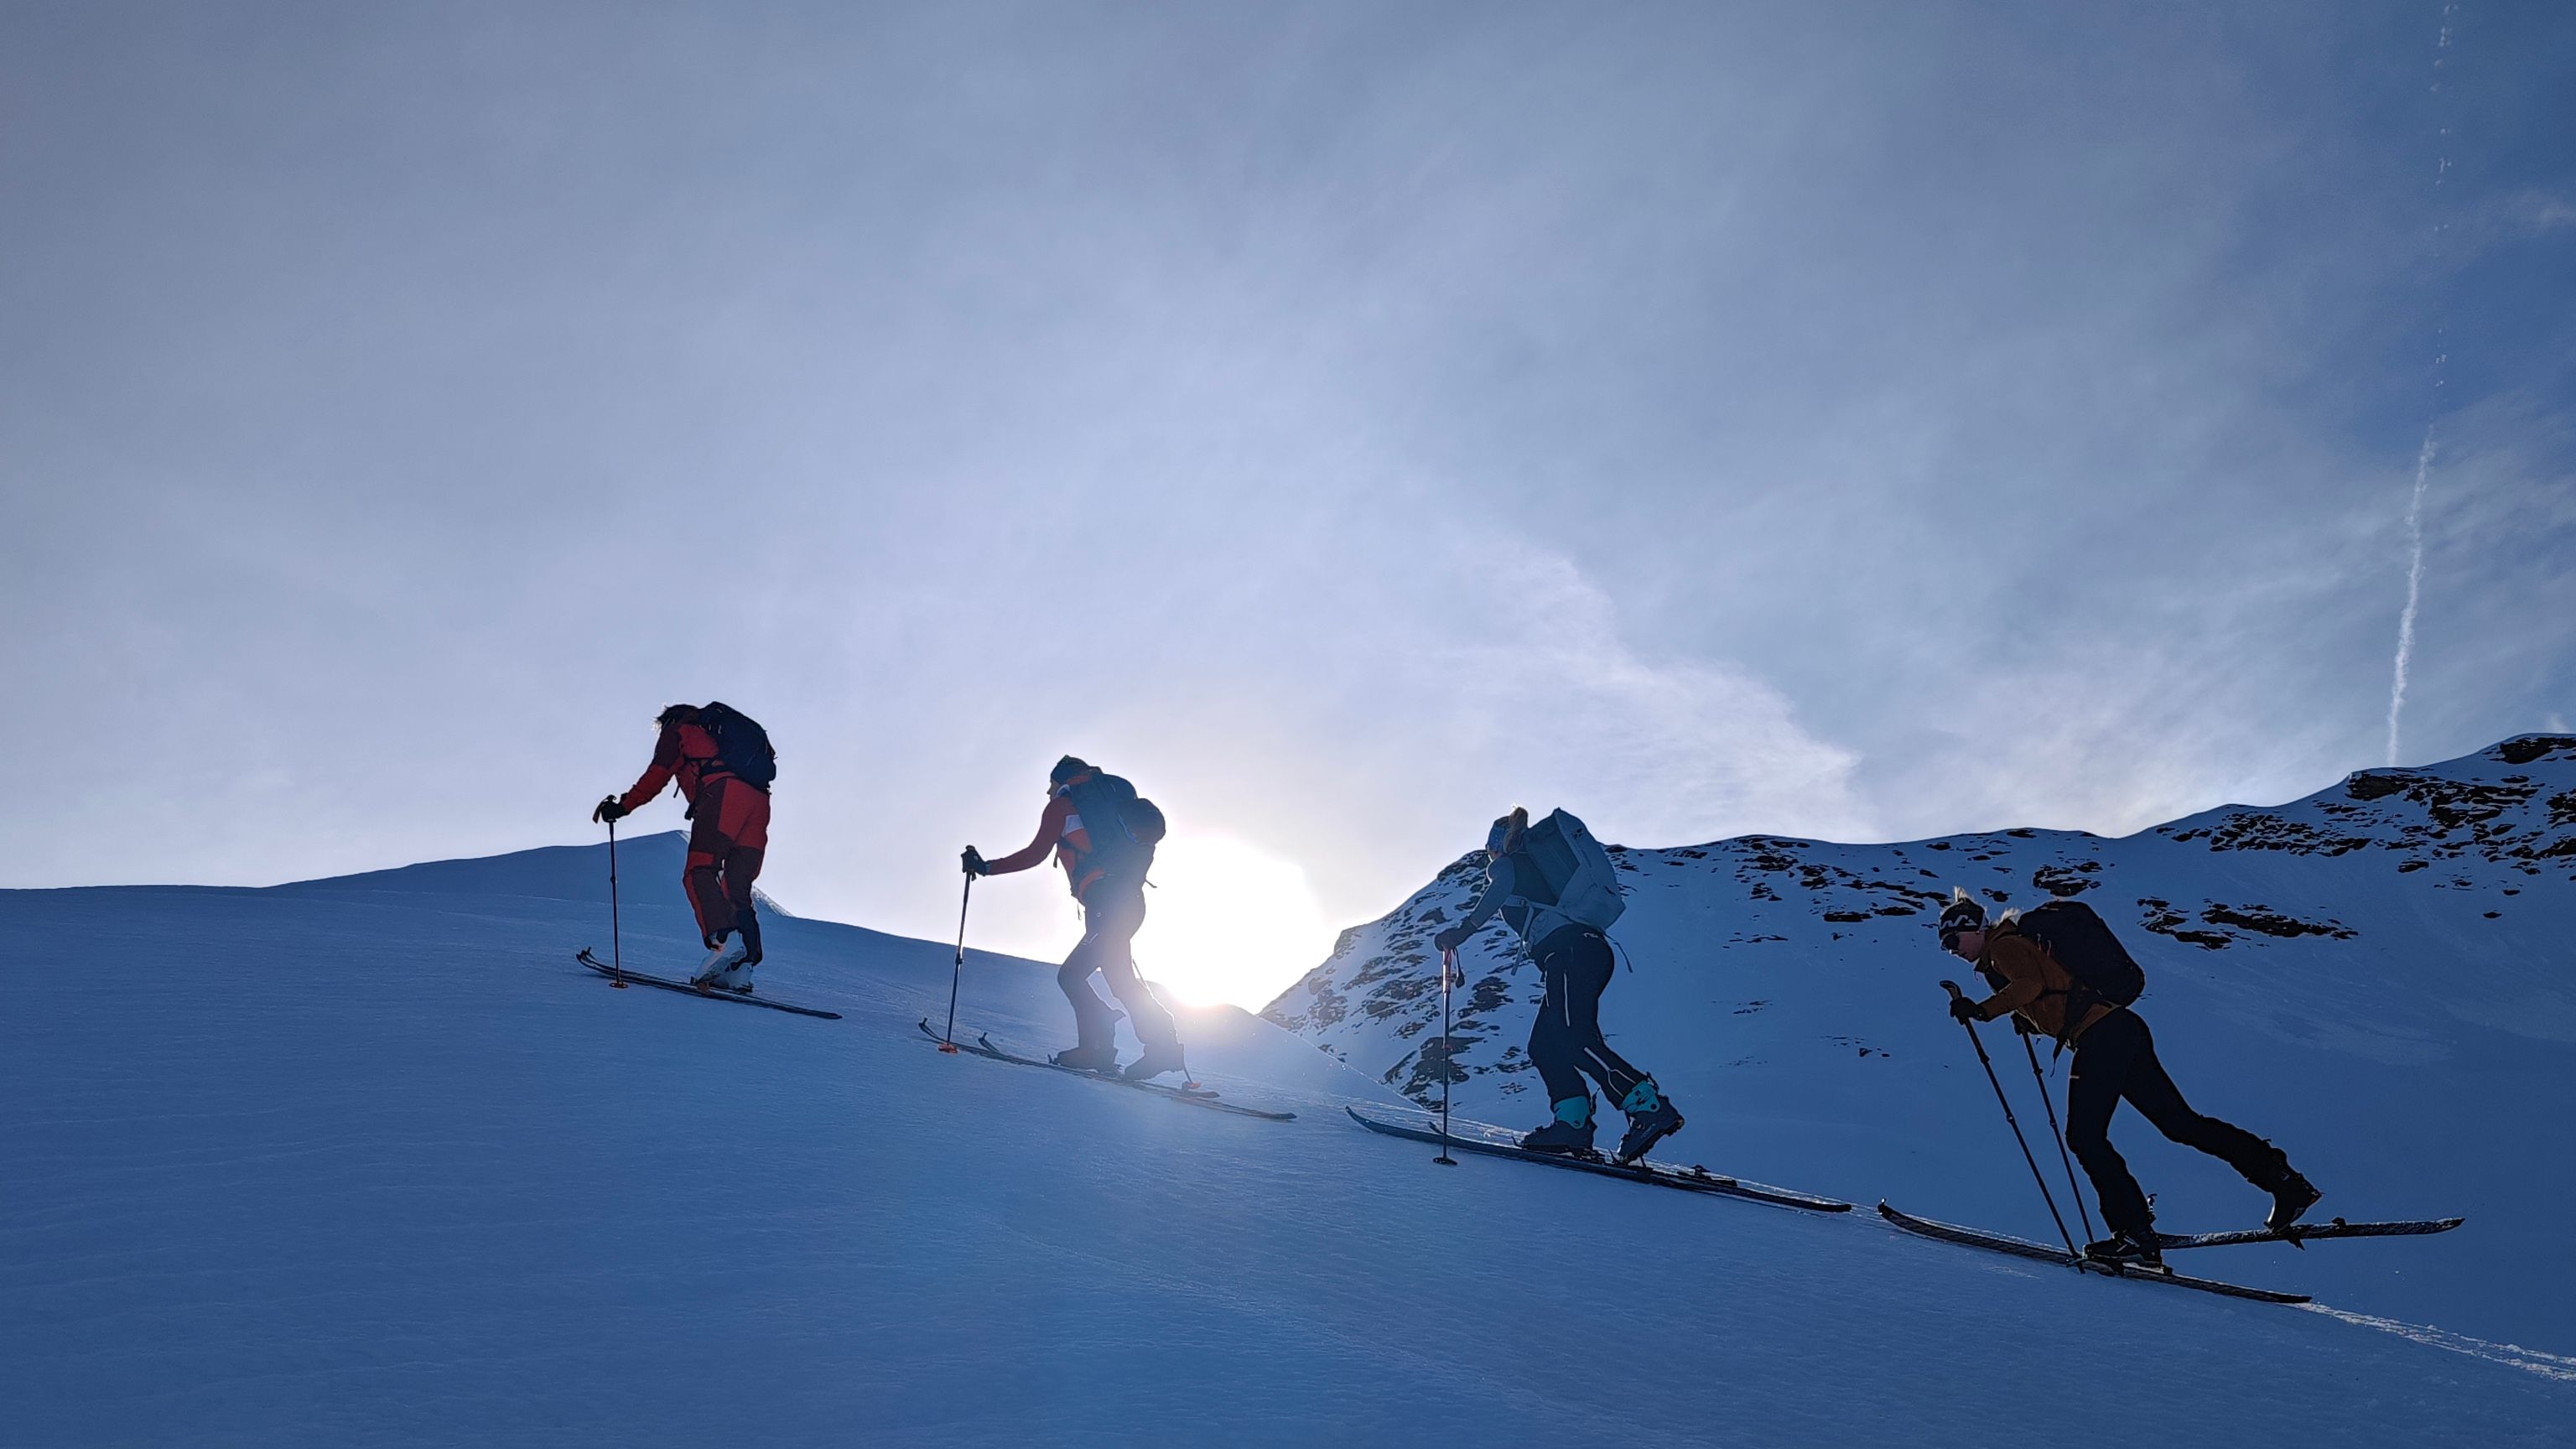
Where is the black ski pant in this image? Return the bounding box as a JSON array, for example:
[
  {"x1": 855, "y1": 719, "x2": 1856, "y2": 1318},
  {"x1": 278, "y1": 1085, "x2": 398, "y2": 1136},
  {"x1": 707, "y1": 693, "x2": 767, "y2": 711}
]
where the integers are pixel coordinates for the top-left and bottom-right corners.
[
  {"x1": 1060, "y1": 880, "x2": 1177, "y2": 1055},
  {"x1": 1529, "y1": 927, "x2": 1651, "y2": 1112},
  {"x1": 2065, "y1": 1009, "x2": 2288, "y2": 1238}
]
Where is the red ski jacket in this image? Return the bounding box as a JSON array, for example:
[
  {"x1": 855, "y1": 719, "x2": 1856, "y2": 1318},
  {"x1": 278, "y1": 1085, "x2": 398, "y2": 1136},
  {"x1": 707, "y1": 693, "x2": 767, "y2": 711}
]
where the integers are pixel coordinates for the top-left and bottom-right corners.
[{"x1": 616, "y1": 719, "x2": 738, "y2": 817}]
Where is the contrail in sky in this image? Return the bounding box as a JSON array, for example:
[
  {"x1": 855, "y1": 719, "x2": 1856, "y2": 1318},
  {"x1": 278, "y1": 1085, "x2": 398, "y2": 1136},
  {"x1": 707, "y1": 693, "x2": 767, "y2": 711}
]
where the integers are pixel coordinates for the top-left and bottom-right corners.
[
  {"x1": 2385, "y1": 428, "x2": 2436, "y2": 766},
  {"x1": 2388, "y1": 8, "x2": 2459, "y2": 769}
]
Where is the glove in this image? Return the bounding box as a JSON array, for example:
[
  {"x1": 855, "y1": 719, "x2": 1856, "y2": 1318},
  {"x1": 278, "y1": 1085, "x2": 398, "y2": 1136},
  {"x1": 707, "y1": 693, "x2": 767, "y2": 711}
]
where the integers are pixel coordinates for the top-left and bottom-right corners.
[
  {"x1": 1431, "y1": 926, "x2": 1468, "y2": 954},
  {"x1": 1948, "y1": 995, "x2": 1983, "y2": 1026},
  {"x1": 593, "y1": 796, "x2": 627, "y2": 824},
  {"x1": 960, "y1": 845, "x2": 987, "y2": 878}
]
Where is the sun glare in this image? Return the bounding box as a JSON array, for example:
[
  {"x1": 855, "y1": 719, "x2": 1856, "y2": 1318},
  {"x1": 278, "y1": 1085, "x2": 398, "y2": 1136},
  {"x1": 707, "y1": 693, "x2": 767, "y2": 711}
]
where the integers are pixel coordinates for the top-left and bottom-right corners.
[{"x1": 1133, "y1": 834, "x2": 1336, "y2": 1011}]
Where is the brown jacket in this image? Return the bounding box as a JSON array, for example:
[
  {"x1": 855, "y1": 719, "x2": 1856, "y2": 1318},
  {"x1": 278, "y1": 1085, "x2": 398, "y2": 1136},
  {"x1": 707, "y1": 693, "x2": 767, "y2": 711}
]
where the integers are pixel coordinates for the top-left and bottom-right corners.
[{"x1": 1971, "y1": 918, "x2": 2116, "y2": 1044}]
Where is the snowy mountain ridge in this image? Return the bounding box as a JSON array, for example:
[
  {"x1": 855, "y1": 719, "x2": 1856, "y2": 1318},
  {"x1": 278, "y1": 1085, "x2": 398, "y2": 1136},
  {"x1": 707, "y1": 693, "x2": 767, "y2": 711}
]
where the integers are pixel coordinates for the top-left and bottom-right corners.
[{"x1": 1265, "y1": 735, "x2": 2576, "y2": 1344}]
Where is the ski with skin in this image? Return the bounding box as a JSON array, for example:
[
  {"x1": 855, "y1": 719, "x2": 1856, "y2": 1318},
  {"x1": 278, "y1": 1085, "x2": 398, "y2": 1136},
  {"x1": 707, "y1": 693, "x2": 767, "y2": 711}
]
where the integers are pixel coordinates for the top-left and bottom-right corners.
[
  {"x1": 2157, "y1": 1216, "x2": 2464, "y2": 1251},
  {"x1": 577, "y1": 949, "x2": 843, "y2": 1020},
  {"x1": 1877, "y1": 1202, "x2": 2310, "y2": 1304},
  {"x1": 916, "y1": 1020, "x2": 1296, "y2": 1121},
  {"x1": 1345, "y1": 1106, "x2": 1852, "y2": 1213}
]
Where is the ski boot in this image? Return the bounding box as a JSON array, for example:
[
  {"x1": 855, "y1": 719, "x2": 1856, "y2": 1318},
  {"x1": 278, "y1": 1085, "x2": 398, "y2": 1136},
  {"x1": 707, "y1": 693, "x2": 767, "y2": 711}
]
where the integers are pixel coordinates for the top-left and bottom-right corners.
[
  {"x1": 2083, "y1": 1228, "x2": 2165, "y2": 1271},
  {"x1": 714, "y1": 958, "x2": 757, "y2": 995},
  {"x1": 1123, "y1": 1041, "x2": 1187, "y2": 1082},
  {"x1": 1612, "y1": 1080, "x2": 1685, "y2": 1166},
  {"x1": 690, "y1": 934, "x2": 746, "y2": 989},
  {"x1": 1519, "y1": 1096, "x2": 1597, "y2": 1156},
  {"x1": 1050, "y1": 1045, "x2": 1119, "y2": 1073},
  {"x1": 2267, "y1": 1167, "x2": 2322, "y2": 1234}
]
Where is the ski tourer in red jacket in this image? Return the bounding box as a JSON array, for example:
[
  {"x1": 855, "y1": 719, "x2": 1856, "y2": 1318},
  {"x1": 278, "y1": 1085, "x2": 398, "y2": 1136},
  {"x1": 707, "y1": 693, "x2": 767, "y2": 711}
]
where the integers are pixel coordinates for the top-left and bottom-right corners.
[{"x1": 593, "y1": 704, "x2": 770, "y2": 989}]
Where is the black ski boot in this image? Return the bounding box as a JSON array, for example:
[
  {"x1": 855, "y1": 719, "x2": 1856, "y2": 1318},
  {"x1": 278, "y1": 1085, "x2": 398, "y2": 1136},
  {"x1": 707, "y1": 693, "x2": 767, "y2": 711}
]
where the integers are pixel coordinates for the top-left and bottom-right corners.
[
  {"x1": 2084, "y1": 1229, "x2": 2165, "y2": 1270},
  {"x1": 1519, "y1": 1096, "x2": 1597, "y2": 1156},
  {"x1": 1123, "y1": 1042, "x2": 1187, "y2": 1082},
  {"x1": 1613, "y1": 1081, "x2": 1685, "y2": 1166},
  {"x1": 1050, "y1": 1045, "x2": 1118, "y2": 1073},
  {"x1": 2267, "y1": 1168, "x2": 2322, "y2": 1234}
]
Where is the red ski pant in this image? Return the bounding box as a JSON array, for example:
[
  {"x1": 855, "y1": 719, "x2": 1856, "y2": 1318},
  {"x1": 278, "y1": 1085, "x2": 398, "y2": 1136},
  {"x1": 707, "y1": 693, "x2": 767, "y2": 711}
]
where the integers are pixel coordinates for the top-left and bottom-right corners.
[{"x1": 685, "y1": 776, "x2": 769, "y2": 956}]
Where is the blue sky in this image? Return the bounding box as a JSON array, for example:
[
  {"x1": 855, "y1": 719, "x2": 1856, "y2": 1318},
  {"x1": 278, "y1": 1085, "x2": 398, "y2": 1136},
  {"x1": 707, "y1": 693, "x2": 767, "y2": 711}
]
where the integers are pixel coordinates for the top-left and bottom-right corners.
[{"x1": 4, "y1": 2, "x2": 2569, "y2": 1005}]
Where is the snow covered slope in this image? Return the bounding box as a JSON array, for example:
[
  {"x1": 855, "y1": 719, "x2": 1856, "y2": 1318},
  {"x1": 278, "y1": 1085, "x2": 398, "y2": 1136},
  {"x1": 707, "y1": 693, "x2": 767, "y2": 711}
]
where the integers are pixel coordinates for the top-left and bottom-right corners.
[
  {"x1": 1267, "y1": 735, "x2": 2576, "y2": 1351},
  {"x1": 7, "y1": 827, "x2": 2573, "y2": 1446}
]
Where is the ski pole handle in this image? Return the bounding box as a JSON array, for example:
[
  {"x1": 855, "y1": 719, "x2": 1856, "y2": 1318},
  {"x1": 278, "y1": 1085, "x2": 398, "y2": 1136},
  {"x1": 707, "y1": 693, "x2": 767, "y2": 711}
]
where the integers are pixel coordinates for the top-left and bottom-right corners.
[{"x1": 1939, "y1": 979, "x2": 1966, "y2": 999}]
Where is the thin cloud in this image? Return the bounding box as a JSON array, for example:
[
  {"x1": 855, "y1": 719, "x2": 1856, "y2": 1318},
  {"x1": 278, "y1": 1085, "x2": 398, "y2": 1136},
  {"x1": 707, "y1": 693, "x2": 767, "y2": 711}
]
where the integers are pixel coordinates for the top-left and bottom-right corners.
[{"x1": 1436, "y1": 545, "x2": 1874, "y2": 848}]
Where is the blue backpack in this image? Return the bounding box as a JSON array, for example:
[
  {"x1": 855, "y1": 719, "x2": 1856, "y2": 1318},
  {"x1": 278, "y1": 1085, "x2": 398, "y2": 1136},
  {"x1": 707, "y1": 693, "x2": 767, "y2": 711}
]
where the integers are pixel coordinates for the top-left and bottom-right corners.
[{"x1": 1065, "y1": 772, "x2": 1165, "y2": 880}]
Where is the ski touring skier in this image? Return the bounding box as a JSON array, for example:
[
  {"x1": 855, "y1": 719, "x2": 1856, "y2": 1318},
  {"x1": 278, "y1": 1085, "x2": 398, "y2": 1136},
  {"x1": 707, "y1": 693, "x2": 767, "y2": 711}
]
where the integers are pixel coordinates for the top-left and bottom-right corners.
[
  {"x1": 961, "y1": 756, "x2": 1184, "y2": 1081},
  {"x1": 1935, "y1": 890, "x2": 2320, "y2": 1268},
  {"x1": 593, "y1": 703, "x2": 776, "y2": 993},
  {"x1": 1432, "y1": 807, "x2": 1683, "y2": 1165}
]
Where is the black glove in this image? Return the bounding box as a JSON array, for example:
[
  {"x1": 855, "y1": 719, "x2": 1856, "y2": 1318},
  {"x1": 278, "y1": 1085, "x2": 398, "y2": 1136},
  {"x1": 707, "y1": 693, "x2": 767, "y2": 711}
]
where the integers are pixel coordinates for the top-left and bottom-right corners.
[
  {"x1": 1948, "y1": 995, "x2": 1983, "y2": 1026},
  {"x1": 593, "y1": 796, "x2": 627, "y2": 824},
  {"x1": 961, "y1": 845, "x2": 987, "y2": 877},
  {"x1": 1432, "y1": 926, "x2": 1468, "y2": 954}
]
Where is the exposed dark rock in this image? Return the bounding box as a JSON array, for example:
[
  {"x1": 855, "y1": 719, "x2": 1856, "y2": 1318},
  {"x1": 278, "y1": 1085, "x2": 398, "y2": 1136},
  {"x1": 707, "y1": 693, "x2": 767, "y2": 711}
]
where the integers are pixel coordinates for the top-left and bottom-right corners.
[
  {"x1": 2032, "y1": 864, "x2": 2100, "y2": 897},
  {"x1": 2498, "y1": 735, "x2": 2576, "y2": 766},
  {"x1": 2202, "y1": 902, "x2": 2355, "y2": 941}
]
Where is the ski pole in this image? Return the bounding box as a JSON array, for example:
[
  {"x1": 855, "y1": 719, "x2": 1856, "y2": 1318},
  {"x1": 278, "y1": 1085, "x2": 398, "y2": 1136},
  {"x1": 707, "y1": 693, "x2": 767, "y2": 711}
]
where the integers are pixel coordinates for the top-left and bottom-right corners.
[
  {"x1": 1433, "y1": 950, "x2": 1458, "y2": 1166},
  {"x1": 938, "y1": 874, "x2": 972, "y2": 1052},
  {"x1": 605, "y1": 816, "x2": 627, "y2": 989},
  {"x1": 1942, "y1": 980, "x2": 2079, "y2": 1261},
  {"x1": 2022, "y1": 1031, "x2": 2096, "y2": 1243}
]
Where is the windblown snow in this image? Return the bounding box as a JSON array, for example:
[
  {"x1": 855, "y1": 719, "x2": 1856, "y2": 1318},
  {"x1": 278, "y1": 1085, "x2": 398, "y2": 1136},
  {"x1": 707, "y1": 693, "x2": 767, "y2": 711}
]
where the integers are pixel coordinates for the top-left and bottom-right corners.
[{"x1": 6, "y1": 740, "x2": 2574, "y2": 1445}]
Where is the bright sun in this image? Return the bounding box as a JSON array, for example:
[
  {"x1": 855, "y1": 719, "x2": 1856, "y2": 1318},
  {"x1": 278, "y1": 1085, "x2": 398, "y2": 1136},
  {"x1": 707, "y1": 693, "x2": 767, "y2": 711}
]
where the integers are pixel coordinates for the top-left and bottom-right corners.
[{"x1": 1132, "y1": 834, "x2": 1336, "y2": 1011}]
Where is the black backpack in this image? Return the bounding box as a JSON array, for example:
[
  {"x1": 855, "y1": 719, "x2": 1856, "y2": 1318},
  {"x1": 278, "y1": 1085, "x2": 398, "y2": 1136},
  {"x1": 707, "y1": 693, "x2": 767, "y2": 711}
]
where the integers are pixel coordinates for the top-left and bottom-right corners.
[
  {"x1": 2018, "y1": 900, "x2": 2144, "y2": 1009},
  {"x1": 1065, "y1": 771, "x2": 1163, "y2": 880},
  {"x1": 698, "y1": 702, "x2": 776, "y2": 791}
]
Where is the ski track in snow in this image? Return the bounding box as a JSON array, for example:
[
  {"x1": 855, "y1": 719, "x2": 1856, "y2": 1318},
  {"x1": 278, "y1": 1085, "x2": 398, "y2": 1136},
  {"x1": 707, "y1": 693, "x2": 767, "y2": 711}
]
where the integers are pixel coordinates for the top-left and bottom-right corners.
[{"x1": 2298, "y1": 1304, "x2": 2576, "y2": 1384}]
